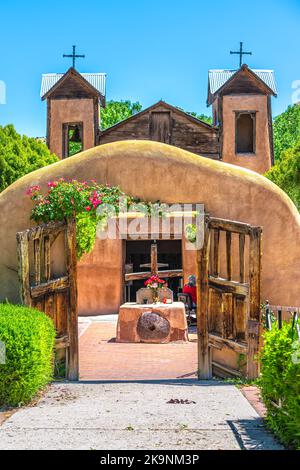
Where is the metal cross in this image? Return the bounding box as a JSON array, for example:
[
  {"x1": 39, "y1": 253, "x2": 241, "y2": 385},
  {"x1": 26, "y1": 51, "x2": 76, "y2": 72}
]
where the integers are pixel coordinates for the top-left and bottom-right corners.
[
  {"x1": 63, "y1": 45, "x2": 85, "y2": 69},
  {"x1": 230, "y1": 42, "x2": 252, "y2": 68}
]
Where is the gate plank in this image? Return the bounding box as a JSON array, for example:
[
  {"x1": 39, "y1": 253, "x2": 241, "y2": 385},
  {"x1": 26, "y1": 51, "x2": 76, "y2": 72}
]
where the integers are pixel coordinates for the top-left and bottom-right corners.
[
  {"x1": 197, "y1": 216, "x2": 212, "y2": 379},
  {"x1": 247, "y1": 227, "x2": 262, "y2": 379},
  {"x1": 16, "y1": 231, "x2": 31, "y2": 306},
  {"x1": 65, "y1": 218, "x2": 79, "y2": 381}
]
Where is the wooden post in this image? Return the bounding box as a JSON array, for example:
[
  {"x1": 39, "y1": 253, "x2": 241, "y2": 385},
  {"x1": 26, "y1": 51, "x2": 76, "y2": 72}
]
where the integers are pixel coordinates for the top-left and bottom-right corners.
[
  {"x1": 226, "y1": 232, "x2": 232, "y2": 281},
  {"x1": 239, "y1": 233, "x2": 245, "y2": 283},
  {"x1": 247, "y1": 227, "x2": 262, "y2": 379},
  {"x1": 197, "y1": 215, "x2": 212, "y2": 380},
  {"x1": 16, "y1": 231, "x2": 32, "y2": 306},
  {"x1": 212, "y1": 229, "x2": 219, "y2": 277},
  {"x1": 65, "y1": 218, "x2": 79, "y2": 381},
  {"x1": 151, "y1": 243, "x2": 158, "y2": 275}
]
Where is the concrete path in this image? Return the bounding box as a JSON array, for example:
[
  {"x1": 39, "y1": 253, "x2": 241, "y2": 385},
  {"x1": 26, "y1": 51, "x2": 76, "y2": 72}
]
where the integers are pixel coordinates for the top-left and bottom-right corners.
[{"x1": 0, "y1": 380, "x2": 283, "y2": 450}]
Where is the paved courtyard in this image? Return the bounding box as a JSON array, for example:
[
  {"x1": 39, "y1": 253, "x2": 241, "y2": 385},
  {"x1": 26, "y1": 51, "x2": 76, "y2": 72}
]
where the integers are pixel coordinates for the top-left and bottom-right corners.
[
  {"x1": 0, "y1": 315, "x2": 284, "y2": 450},
  {"x1": 0, "y1": 381, "x2": 283, "y2": 450},
  {"x1": 79, "y1": 315, "x2": 198, "y2": 381}
]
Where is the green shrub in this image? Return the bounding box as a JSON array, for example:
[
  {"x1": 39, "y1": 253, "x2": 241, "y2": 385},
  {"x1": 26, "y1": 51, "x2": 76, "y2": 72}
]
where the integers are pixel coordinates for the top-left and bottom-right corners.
[
  {"x1": 260, "y1": 322, "x2": 300, "y2": 449},
  {"x1": 0, "y1": 304, "x2": 56, "y2": 407}
]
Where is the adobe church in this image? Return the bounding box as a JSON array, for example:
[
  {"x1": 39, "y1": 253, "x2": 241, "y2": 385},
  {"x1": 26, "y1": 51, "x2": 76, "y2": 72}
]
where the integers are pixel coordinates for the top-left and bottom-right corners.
[{"x1": 41, "y1": 54, "x2": 277, "y2": 175}]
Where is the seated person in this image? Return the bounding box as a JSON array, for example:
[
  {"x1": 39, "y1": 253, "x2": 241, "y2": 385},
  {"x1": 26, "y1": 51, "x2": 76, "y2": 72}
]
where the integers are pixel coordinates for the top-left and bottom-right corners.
[{"x1": 183, "y1": 275, "x2": 197, "y2": 307}]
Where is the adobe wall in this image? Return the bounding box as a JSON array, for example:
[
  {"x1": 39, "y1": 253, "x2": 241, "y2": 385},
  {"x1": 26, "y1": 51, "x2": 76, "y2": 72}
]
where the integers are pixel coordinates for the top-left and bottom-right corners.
[
  {"x1": 0, "y1": 140, "x2": 299, "y2": 309},
  {"x1": 222, "y1": 95, "x2": 272, "y2": 174},
  {"x1": 49, "y1": 98, "x2": 96, "y2": 158}
]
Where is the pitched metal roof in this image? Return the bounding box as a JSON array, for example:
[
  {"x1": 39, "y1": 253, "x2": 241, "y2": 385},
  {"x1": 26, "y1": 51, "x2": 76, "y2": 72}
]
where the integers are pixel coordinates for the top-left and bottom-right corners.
[
  {"x1": 208, "y1": 68, "x2": 277, "y2": 95},
  {"x1": 40, "y1": 72, "x2": 106, "y2": 98}
]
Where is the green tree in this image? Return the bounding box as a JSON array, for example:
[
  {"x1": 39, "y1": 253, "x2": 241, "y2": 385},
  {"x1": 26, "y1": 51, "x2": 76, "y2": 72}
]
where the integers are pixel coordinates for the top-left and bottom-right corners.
[
  {"x1": 185, "y1": 111, "x2": 213, "y2": 125},
  {"x1": 175, "y1": 107, "x2": 212, "y2": 125},
  {"x1": 265, "y1": 140, "x2": 300, "y2": 210},
  {"x1": 100, "y1": 100, "x2": 142, "y2": 130},
  {"x1": 0, "y1": 124, "x2": 58, "y2": 192},
  {"x1": 273, "y1": 104, "x2": 300, "y2": 161}
]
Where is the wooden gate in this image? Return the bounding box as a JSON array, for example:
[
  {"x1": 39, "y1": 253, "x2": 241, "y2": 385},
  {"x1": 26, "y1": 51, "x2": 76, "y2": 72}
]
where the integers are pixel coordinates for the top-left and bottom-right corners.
[
  {"x1": 16, "y1": 219, "x2": 78, "y2": 380},
  {"x1": 197, "y1": 215, "x2": 262, "y2": 380}
]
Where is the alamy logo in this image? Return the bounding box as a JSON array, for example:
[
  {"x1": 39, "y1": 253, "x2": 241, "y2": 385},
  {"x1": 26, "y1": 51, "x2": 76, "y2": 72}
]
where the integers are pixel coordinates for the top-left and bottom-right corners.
[
  {"x1": 0, "y1": 81, "x2": 6, "y2": 104},
  {"x1": 0, "y1": 340, "x2": 6, "y2": 364}
]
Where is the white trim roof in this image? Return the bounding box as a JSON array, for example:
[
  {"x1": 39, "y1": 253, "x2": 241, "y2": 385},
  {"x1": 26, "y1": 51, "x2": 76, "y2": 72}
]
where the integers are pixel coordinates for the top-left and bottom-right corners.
[
  {"x1": 208, "y1": 69, "x2": 277, "y2": 95},
  {"x1": 40, "y1": 72, "x2": 106, "y2": 98}
]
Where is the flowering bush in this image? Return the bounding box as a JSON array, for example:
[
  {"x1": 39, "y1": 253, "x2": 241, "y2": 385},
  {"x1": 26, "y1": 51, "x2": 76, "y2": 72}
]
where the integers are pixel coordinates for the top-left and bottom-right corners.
[
  {"x1": 27, "y1": 179, "x2": 126, "y2": 259},
  {"x1": 27, "y1": 179, "x2": 170, "y2": 260}
]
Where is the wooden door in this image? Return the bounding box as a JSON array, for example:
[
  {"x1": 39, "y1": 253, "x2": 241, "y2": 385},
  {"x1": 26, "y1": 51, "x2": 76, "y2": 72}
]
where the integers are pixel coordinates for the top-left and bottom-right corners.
[
  {"x1": 16, "y1": 219, "x2": 78, "y2": 380},
  {"x1": 150, "y1": 111, "x2": 171, "y2": 143},
  {"x1": 197, "y1": 215, "x2": 262, "y2": 380}
]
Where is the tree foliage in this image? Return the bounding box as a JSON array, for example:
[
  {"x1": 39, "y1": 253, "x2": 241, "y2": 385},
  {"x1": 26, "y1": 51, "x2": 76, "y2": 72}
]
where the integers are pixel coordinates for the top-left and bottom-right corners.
[
  {"x1": 177, "y1": 108, "x2": 213, "y2": 125},
  {"x1": 266, "y1": 140, "x2": 300, "y2": 210},
  {"x1": 260, "y1": 322, "x2": 300, "y2": 449},
  {"x1": 273, "y1": 104, "x2": 300, "y2": 162},
  {"x1": 0, "y1": 124, "x2": 58, "y2": 192},
  {"x1": 100, "y1": 100, "x2": 142, "y2": 130}
]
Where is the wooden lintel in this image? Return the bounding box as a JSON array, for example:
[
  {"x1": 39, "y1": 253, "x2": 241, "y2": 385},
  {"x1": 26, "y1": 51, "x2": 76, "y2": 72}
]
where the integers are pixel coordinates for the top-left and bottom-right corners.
[
  {"x1": 31, "y1": 276, "x2": 69, "y2": 298},
  {"x1": 209, "y1": 276, "x2": 248, "y2": 296},
  {"x1": 209, "y1": 217, "x2": 253, "y2": 235},
  {"x1": 125, "y1": 269, "x2": 183, "y2": 282},
  {"x1": 209, "y1": 333, "x2": 247, "y2": 354}
]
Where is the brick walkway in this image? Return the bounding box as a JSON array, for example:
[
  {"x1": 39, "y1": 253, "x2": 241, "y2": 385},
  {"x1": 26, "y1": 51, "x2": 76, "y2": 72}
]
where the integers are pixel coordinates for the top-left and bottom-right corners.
[{"x1": 79, "y1": 318, "x2": 198, "y2": 381}]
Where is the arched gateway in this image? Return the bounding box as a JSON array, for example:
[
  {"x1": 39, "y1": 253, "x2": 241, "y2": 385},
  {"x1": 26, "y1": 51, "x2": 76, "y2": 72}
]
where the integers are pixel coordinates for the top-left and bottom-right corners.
[{"x1": 0, "y1": 141, "x2": 299, "y2": 380}]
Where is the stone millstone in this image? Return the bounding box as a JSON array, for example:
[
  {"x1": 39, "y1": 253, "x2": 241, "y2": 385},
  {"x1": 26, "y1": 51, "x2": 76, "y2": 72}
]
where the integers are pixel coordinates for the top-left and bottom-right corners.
[{"x1": 137, "y1": 311, "x2": 170, "y2": 341}]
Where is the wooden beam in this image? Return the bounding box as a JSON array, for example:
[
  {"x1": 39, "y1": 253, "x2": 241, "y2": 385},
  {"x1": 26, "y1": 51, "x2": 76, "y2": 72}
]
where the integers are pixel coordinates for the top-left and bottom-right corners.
[
  {"x1": 239, "y1": 233, "x2": 245, "y2": 283},
  {"x1": 226, "y1": 232, "x2": 232, "y2": 281},
  {"x1": 151, "y1": 243, "x2": 158, "y2": 275},
  {"x1": 30, "y1": 276, "x2": 69, "y2": 299},
  {"x1": 65, "y1": 218, "x2": 79, "y2": 381},
  {"x1": 208, "y1": 276, "x2": 248, "y2": 296},
  {"x1": 212, "y1": 361, "x2": 243, "y2": 378},
  {"x1": 197, "y1": 215, "x2": 212, "y2": 380},
  {"x1": 125, "y1": 269, "x2": 183, "y2": 282},
  {"x1": 247, "y1": 226, "x2": 262, "y2": 379},
  {"x1": 212, "y1": 229, "x2": 220, "y2": 277},
  {"x1": 209, "y1": 333, "x2": 247, "y2": 354},
  {"x1": 26, "y1": 220, "x2": 66, "y2": 241},
  {"x1": 209, "y1": 217, "x2": 253, "y2": 235},
  {"x1": 44, "y1": 235, "x2": 51, "y2": 282},
  {"x1": 34, "y1": 238, "x2": 41, "y2": 286},
  {"x1": 16, "y1": 231, "x2": 32, "y2": 306}
]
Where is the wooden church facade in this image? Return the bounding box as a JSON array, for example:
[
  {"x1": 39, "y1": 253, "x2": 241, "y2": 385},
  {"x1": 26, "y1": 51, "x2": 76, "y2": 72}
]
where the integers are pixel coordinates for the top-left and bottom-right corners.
[
  {"x1": 41, "y1": 64, "x2": 277, "y2": 175},
  {"x1": 98, "y1": 101, "x2": 220, "y2": 160}
]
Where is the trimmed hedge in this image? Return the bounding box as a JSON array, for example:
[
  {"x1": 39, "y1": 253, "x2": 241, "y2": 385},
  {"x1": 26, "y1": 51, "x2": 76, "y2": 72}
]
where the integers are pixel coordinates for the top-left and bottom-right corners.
[
  {"x1": 260, "y1": 322, "x2": 300, "y2": 449},
  {"x1": 0, "y1": 304, "x2": 55, "y2": 407}
]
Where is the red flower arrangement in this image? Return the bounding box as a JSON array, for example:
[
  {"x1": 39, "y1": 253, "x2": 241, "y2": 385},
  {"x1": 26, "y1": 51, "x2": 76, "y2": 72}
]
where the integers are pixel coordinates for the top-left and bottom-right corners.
[{"x1": 144, "y1": 275, "x2": 167, "y2": 303}]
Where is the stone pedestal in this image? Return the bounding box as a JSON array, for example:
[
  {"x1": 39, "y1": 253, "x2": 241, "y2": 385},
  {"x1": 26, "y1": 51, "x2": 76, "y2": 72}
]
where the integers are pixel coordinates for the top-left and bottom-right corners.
[{"x1": 116, "y1": 302, "x2": 188, "y2": 343}]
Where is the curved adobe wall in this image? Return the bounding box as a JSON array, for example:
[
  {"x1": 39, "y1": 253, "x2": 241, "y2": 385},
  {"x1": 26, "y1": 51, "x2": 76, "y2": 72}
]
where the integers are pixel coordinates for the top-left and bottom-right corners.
[{"x1": 0, "y1": 140, "x2": 299, "y2": 306}]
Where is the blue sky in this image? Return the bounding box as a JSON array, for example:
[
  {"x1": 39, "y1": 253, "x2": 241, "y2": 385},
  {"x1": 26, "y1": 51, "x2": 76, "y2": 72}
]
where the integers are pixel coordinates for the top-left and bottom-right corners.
[{"x1": 0, "y1": 0, "x2": 299, "y2": 136}]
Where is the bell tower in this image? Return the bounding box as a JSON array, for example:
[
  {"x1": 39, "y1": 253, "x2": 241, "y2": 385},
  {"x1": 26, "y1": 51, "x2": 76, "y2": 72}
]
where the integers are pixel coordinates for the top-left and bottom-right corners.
[
  {"x1": 41, "y1": 63, "x2": 106, "y2": 159},
  {"x1": 207, "y1": 64, "x2": 277, "y2": 174}
]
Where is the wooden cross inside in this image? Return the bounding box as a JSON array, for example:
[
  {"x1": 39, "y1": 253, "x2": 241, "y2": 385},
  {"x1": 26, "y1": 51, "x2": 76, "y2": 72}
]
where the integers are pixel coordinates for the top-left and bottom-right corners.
[
  {"x1": 63, "y1": 45, "x2": 85, "y2": 69},
  {"x1": 125, "y1": 243, "x2": 182, "y2": 282},
  {"x1": 230, "y1": 42, "x2": 252, "y2": 68},
  {"x1": 139, "y1": 243, "x2": 168, "y2": 275}
]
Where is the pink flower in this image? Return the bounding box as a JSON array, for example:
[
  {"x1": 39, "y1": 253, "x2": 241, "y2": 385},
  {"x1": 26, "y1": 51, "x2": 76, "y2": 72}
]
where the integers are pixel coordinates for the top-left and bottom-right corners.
[
  {"x1": 26, "y1": 185, "x2": 40, "y2": 196},
  {"x1": 47, "y1": 181, "x2": 57, "y2": 189},
  {"x1": 85, "y1": 206, "x2": 91, "y2": 212}
]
